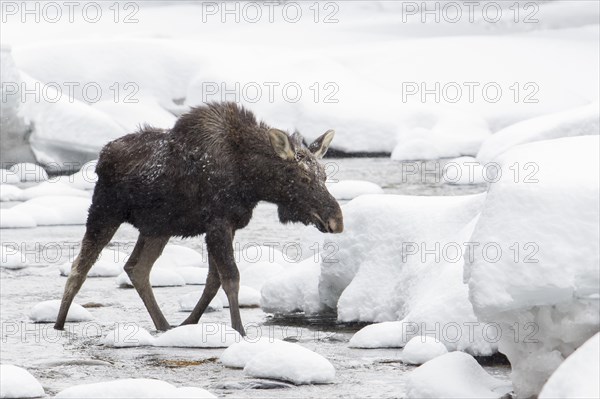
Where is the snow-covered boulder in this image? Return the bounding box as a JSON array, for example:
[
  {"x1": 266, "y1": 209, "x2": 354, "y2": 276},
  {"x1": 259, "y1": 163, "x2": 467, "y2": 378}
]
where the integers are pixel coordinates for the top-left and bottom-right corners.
[
  {"x1": 326, "y1": 180, "x2": 384, "y2": 200},
  {"x1": 154, "y1": 244, "x2": 207, "y2": 268},
  {"x1": 8, "y1": 163, "x2": 48, "y2": 182},
  {"x1": 178, "y1": 292, "x2": 223, "y2": 313},
  {"x1": 102, "y1": 324, "x2": 155, "y2": 348},
  {"x1": 401, "y1": 336, "x2": 449, "y2": 365},
  {"x1": 261, "y1": 258, "x2": 322, "y2": 314},
  {"x1": 154, "y1": 324, "x2": 241, "y2": 348},
  {"x1": 478, "y1": 102, "x2": 600, "y2": 162},
  {"x1": 442, "y1": 157, "x2": 488, "y2": 185},
  {"x1": 53, "y1": 160, "x2": 98, "y2": 190},
  {"x1": 116, "y1": 269, "x2": 185, "y2": 288},
  {"x1": 59, "y1": 248, "x2": 128, "y2": 278},
  {"x1": 29, "y1": 299, "x2": 93, "y2": 323},
  {"x1": 0, "y1": 184, "x2": 22, "y2": 201},
  {"x1": 18, "y1": 181, "x2": 90, "y2": 201},
  {"x1": 465, "y1": 136, "x2": 600, "y2": 397},
  {"x1": 0, "y1": 245, "x2": 28, "y2": 269},
  {"x1": 0, "y1": 364, "x2": 44, "y2": 398},
  {"x1": 0, "y1": 208, "x2": 36, "y2": 228},
  {"x1": 220, "y1": 337, "x2": 291, "y2": 369},
  {"x1": 216, "y1": 286, "x2": 261, "y2": 308},
  {"x1": 405, "y1": 352, "x2": 511, "y2": 398},
  {"x1": 55, "y1": 379, "x2": 215, "y2": 399},
  {"x1": 244, "y1": 342, "x2": 335, "y2": 385},
  {"x1": 174, "y1": 267, "x2": 208, "y2": 285},
  {"x1": 240, "y1": 262, "x2": 285, "y2": 290},
  {"x1": 319, "y1": 194, "x2": 494, "y2": 354},
  {"x1": 0, "y1": 170, "x2": 20, "y2": 185},
  {"x1": 7, "y1": 196, "x2": 91, "y2": 227},
  {"x1": 539, "y1": 333, "x2": 599, "y2": 399}
]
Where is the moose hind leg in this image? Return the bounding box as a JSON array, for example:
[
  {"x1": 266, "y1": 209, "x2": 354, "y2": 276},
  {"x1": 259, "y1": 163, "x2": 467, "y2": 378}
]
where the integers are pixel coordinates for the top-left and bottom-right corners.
[
  {"x1": 125, "y1": 235, "x2": 170, "y2": 331},
  {"x1": 55, "y1": 223, "x2": 119, "y2": 330}
]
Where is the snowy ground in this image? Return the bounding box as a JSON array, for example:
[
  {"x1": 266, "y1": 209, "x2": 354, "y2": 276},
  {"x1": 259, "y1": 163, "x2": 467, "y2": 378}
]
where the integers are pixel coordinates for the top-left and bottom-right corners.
[{"x1": 0, "y1": 158, "x2": 509, "y2": 397}]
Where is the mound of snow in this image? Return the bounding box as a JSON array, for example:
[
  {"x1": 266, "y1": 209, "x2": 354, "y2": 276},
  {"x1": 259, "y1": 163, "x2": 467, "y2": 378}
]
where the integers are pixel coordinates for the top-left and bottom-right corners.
[
  {"x1": 18, "y1": 181, "x2": 90, "y2": 201},
  {"x1": 216, "y1": 286, "x2": 261, "y2": 308},
  {"x1": 318, "y1": 194, "x2": 493, "y2": 354},
  {"x1": 539, "y1": 333, "x2": 600, "y2": 399},
  {"x1": 0, "y1": 169, "x2": 20, "y2": 184},
  {"x1": 116, "y1": 269, "x2": 185, "y2": 288},
  {"x1": 237, "y1": 245, "x2": 289, "y2": 268},
  {"x1": 465, "y1": 136, "x2": 600, "y2": 397},
  {"x1": 401, "y1": 336, "x2": 448, "y2": 365},
  {"x1": 102, "y1": 324, "x2": 155, "y2": 347},
  {"x1": 55, "y1": 378, "x2": 215, "y2": 399},
  {"x1": 155, "y1": 244, "x2": 207, "y2": 268},
  {"x1": 54, "y1": 160, "x2": 98, "y2": 190},
  {"x1": 154, "y1": 324, "x2": 241, "y2": 348},
  {"x1": 349, "y1": 321, "x2": 405, "y2": 349},
  {"x1": 260, "y1": 258, "x2": 322, "y2": 314},
  {"x1": 0, "y1": 208, "x2": 36, "y2": 228},
  {"x1": 92, "y1": 97, "x2": 176, "y2": 132},
  {"x1": 178, "y1": 292, "x2": 223, "y2": 313},
  {"x1": 442, "y1": 157, "x2": 488, "y2": 185},
  {"x1": 0, "y1": 364, "x2": 45, "y2": 398},
  {"x1": 175, "y1": 267, "x2": 208, "y2": 285},
  {"x1": 478, "y1": 102, "x2": 600, "y2": 162},
  {"x1": 59, "y1": 248, "x2": 128, "y2": 278},
  {"x1": 240, "y1": 262, "x2": 285, "y2": 290},
  {"x1": 8, "y1": 162, "x2": 48, "y2": 182},
  {"x1": 0, "y1": 184, "x2": 23, "y2": 201},
  {"x1": 405, "y1": 352, "x2": 511, "y2": 398},
  {"x1": 244, "y1": 343, "x2": 335, "y2": 385},
  {"x1": 29, "y1": 299, "x2": 93, "y2": 323},
  {"x1": 9, "y1": 196, "x2": 91, "y2": 226},
  {"x1": 220, "y1": 337, "x2": 292, "y2": 369},
  {"x1": 326, "y1": 180, "x2": 384, "y2": 200},
  {"x1": 0, "y1": 246, "x2": 28, "y2": 269}
]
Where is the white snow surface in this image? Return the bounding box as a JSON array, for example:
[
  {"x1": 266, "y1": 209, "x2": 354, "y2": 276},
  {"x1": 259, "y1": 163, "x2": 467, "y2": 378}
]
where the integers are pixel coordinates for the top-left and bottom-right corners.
[
  {"x1": 220, "y1": 337, "x2": 292, "y2": 369},
  {"x1": 0, "y1": 364, "x2": 45, "y2": 398},
  {"x1": 216, "y1": 286, "x2": 261, "y2": 308},
  {"x1": 326, "y1": 180, "x2": 384, "y2": 200},
  {"x1": 175, "y1": 267, "x2": 209, "y2": 285},
  {"x1": 102, "y1": 324, "x2": 155, "y2": 348},
  {"x1": 17, "y1": 181, "x2": 90, "y2": 201},
  {"x1": 539, "y1": 333, "x2": 600, "y2": 399},
  {"x1": 153, "y1": 324, "x2": 241, "y2": 348},
  {"x1": 177, "y1": 292, "x2": 223, "y2": 313},
  {"x1": 0, "y1": 246, "x2": 28, "y2": 269},
  {"x1": 0, "y1": 208, "x2": 36, "y2": 228},
  {"x1": 29, "y1": 299, "x2": 93, "y2": 323},
  {"x1": 405, "y1": 352, "x2": 511, "y2": 399},
  {"x1": 244, "y1": 342, "x2": 336, "y2": 385},
  {"x1": 0, "y1": 169, "x2": 20, "y2": 184},
  {"x1": 401, "y1": 336, "x2": 449, "y2": 365},
  {"x1": 116, "y1": 269, "x2": 185, "y2": 288},
  {"x1": 239, "y1": 261, "x2": 285, "y2": 291},
  {"x1": 442, "y1": 156, "x2": 488, "y2": 185},
  {"x1": 54, "y1": 378, "x2": 215, "y2": 399},
  {"x1": 8, "y1": 163, "x2": 48, "y2": 182},
  {"x1": 92, "y1": 97, "x2": 177, "y2": 132},
  {"x1": 59, "y1": 248, "x2": 128, "y2": 278},
  {"x1": 1, "y1": 196, "x2": 91, "y2": 228},
  {"x1": 155, "y1": 244, "x2": 207, "y2": 268},
  {"x1": 0, "y1": 184, "x2": 22, "y2": 201},
  {"x1": 465, "y1": 136, "x2": 600, "y2": 397}
]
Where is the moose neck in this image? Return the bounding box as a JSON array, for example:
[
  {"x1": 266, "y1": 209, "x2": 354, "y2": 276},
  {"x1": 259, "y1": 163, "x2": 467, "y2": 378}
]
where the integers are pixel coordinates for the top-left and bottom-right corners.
[{"x1": 240, "y1": 156, "x2": 291, "y2": 206}]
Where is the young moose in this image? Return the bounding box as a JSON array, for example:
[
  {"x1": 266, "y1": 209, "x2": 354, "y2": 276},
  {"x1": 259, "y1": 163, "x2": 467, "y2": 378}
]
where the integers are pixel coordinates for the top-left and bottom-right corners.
[{"x1": 54, "y1": 102, "x2": 343, "y2": 336}]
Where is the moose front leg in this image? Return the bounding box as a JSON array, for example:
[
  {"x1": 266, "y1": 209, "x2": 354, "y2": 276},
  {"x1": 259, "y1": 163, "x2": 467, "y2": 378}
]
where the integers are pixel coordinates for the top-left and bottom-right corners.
[{"x1": 205, "y1": 225, "x2": 245, "y2": 336}]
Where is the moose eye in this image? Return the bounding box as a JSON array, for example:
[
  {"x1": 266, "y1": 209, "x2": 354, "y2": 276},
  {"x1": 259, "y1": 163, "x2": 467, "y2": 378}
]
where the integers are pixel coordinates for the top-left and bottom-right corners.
[
  {"x1": 301, "y1": 175, "x2": 311, "y2": 184},
  {"x1": 295, "y1": 152, "x2": 305, "y2": 161}
]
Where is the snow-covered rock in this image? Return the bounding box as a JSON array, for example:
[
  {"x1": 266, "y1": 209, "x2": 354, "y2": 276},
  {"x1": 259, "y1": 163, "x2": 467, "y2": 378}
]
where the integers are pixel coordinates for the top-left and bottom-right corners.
[
  {"x1": 216, "y1": 286, "x2": 261, "y2": 308},
  {"x1": 178, "y1": 292, "x2": 223, "y2": 313},
  {"x1": 0, "y1": 364, "x2": 45, "y2": 398},
  {"x1": 220, "y1": 337, "x2": 292, "y2": 369},
  {"x1": 405, "y1": 352, "x2": 511, "y2": 398},
  {"x1": 442, "y1": 157, "x2": 488, "y2": 185},
  {"x1": 9, "y1": 163, "x2": 48, "y2": 182},
  {"x1": 154, "y1": 324, "x2": 241, "y2": 348},
  {"x1": 401, "y1": 336, "x2": 448, "y2": 365},
  {"x1": 18, "y1": 181, "x2": 90, "y2": 201},
  {"x1": 59, "y1": 248, "x2": 128, "y2": 278},
  {"x1": 29, "y1": 299, "x2": 93, "y2": 323},
  {"x1": 7, "y1": 196, "x2": 91, "y2": 227},
  {"x1": 465, "y1": 136, "x2": 600, "y2": 397},
  {"x1": 92, "y1": 97, "x2": 177, "y2": 132},
  {"x1": 116, "y1": 269, "x2": 185, "y2": 288},
  {"x1": 55, "y1": 378, "x2": 215, "y2": 399},
  {"x1": 175, "y1": 267, "x2": 208, "y2": 285},
  {"x1": 155, "y1": 244, "x2": 207, "y2": 268},
  {"x1": 240, "y1": 262, "x2": 285, "y2": 290},
  {"x1": 0, "y1": 184, "x2": 22, "y2": 201},
  {"x1": 0, "y1": 170, "x2": 20, "y2": 185},
  {"x1": 102, "y1": 324, "x2": 155, "y2": 348},
  {"x1": 237, "y1": 245, "x2": 289, "y2": 268},
  {"x1": 244, "y1": 342, "x2": 335, "y2": 385},
  {"x1": 261, "y1": 258, "x2": 322, "y2": 314},
  {"x1": 319, "y1": 194, "x2": 494, "y2": 354},
  {"x1": 0, "y1": 245, "x2": 28, "y2": 269},
  {"x1": 539, "y1": 333, "x2": 600, "y2": 399},
  {"x1": 54, "y1": 160, "x2": 98, "y2": 190},
  {"x1": 348, "y1": 321, "x2": 406, "y2": 349},
  {"x1": 477, "y1": 102, "x2": 600, "y2": 162},
  {"x1": 0, "y1": 208, "x2": 36, "y2": 228},
  {"x1": 326, "y1": 180, "x2": 384, "y2": 200}
]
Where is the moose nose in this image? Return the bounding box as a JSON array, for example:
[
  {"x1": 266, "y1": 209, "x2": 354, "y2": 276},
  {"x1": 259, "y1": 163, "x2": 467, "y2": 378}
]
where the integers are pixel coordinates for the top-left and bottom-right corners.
[{"x1": 328, "y1": 215, "x2": 344, "y2": 234}]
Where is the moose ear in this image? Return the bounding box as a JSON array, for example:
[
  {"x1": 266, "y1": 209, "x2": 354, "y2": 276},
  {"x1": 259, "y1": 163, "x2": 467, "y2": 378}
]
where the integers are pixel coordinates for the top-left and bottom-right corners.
[
  {"x1": 308, "y1": 130, "x2": 335, "y2": 159},
  {"x1": 268, "y1": 129, "x2": 295, "y2": 161}
]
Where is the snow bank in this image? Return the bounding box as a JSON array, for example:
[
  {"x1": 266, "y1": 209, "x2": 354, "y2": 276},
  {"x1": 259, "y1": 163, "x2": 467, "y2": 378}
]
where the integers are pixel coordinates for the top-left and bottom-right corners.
[
  {"x1": 8, "y1": 163, "x2": 48, "y2": 182},
  {"x1": 401, "y1": 336, "x2": 448, "y2": 365},
  {"x1": 465, "y1": 136, "x2": 600, "y2": 397},
  {"x1": 326, "y1": 180, "x2": 384, "y2": 200},
  {"x1": 0, "y1": 184, "x2": 22, "y2": 202},
  {"x1": 442, "y1": 157, "x2": 488, "y2": 185},
  {"x1": 216, "y1": 286, "x2": 261, "y2": 308},
  {"x1": 59, "y1": 248, "x2": 128, "y2": 278},
  {"x1": 92, "y1": 97, "x2": 176, "y2": 132},
  {"x1": 244, "y1": 342, "x2": 336, "y2": 385},
  {"x1": 0, "y1": 170, "x2": 20, "y2": 184},
  {"x1": 239, "y1": 262, "x2": 285, "y2": 290},
  {"x1": 0, "y1": 364, "x2": 44, "y2": 398},
  {"x1": 55, "y1": 378, "x2": 215, "y2": 399},
  {"x1": 154, "y1": 324, "x2": 241, "y2": 348},
  {"x1": 260, "y1": 258, "x2": 322, "y2": 314},
  {"x1": 318, "y1": 194, "x2": 494, "y2": 354},
  {"x1": 155, "y1": 244, "x2": 207, "y2": 268},
  {"x1": 7, "y1": 196, "x2": 91, "y2": 227},
  {"x1": 0, "y1": 208, "x2": 36, "y2": 228},
  {"x1": 102, "y1": 324, "x2": 155, "y2": 348},
  {"x1": 478, "y1": 102, "x2": 600, "y2": 162},
  {"x1": 116, "y1": 269, "x2": 185, "y2": 288},
  {"x1": 405, "y1": 352, "x2": 511, "y2": 399},
  {"x1": 0, "y1": 246, "x2": 28, "y2": 269},
  {"x1": 220, "y1": 337, "x2": 291, "y2": 369},
  {"x1": 178, "y1": 292, "x2": 223, "y2": 313},
  {"x1": 175, "y1": 267, "x2": 208, "y2": 285},
  {"x1": 29, "y1": 299, "x2": 93, "y2": 323},
  {"x1": 539, "y1": 333, "x2": 600, "y2": 399},
  {"x1": 54, "y1": 160, "x2": 98, "y2": 190},
  {"x1": 17, "y1": 181, "x2": 90, "y2": 201}
]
